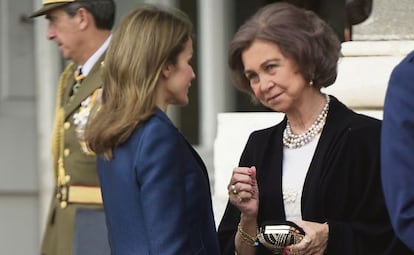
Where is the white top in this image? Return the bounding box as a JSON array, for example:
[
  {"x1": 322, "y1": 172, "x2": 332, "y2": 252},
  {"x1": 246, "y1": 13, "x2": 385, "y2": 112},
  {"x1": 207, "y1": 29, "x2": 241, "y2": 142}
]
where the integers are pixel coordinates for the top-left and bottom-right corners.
[{"x1": 282, "y1": 134, "x2": 320, "y2": 221}]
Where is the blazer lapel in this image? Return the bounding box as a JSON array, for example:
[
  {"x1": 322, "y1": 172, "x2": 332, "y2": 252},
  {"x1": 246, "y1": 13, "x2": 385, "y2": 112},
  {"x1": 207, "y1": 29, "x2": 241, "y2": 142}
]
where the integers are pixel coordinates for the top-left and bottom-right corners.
[
  {"x1": 257, "y1": 122, "x2": 286, "y2": 222},
  {"x1": 64, "y1": 56, "x2": 104, "y2": 120},
  {"x1": 301, "y1": 96, "x2": 352, "y2": 220},
  {"x1": 62, "y1": 64, "x2": 77, "y2": 106},
  {"x1": 188, "y1": 143, "x2": 211, "y2": 186},
  {"x1": 155, "y1": 109, "x2": 211, "y2": 189}
]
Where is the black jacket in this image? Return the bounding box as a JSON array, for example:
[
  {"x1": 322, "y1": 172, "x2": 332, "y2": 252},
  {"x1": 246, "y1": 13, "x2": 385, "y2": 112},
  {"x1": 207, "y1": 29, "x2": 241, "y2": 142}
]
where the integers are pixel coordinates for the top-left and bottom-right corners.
[{"x1": 218, "y1": 96, "x2": 411, "y2": 255}]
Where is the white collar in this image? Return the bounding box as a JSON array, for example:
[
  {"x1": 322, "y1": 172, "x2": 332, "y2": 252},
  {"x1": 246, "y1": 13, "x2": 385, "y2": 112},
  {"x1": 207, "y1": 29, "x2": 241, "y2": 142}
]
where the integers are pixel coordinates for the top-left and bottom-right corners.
[{"x1": 78, "y1": 34, "x2": 112, "y2": 76}]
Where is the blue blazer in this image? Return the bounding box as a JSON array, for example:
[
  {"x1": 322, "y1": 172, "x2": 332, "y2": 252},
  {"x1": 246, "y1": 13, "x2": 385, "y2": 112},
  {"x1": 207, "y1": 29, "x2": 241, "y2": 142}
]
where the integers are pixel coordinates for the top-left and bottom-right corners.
[
  {"x1": 97, "y1": 109, "x2": 220, "y2": 255},
  {"x1": 381, "y1": 50, "x2": 414, "y2": 252}
]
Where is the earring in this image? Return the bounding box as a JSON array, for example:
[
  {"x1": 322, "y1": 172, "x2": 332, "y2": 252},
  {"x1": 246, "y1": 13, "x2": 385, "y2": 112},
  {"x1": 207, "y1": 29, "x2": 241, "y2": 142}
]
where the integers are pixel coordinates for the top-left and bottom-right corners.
[{"x1": 309, "y1": 80, "x2": 314, "y2": 86}]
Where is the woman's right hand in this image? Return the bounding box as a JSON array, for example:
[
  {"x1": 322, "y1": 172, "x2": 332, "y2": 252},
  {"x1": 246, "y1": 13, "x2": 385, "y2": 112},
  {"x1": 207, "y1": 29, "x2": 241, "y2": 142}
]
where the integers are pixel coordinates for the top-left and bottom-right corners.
[{"x1": 227, "y1": 166, "x2": 259, "y2": 218}]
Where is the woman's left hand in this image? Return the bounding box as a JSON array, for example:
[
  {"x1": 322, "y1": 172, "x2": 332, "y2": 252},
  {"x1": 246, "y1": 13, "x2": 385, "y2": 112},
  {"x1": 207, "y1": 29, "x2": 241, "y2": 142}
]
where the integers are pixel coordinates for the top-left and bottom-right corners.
[{"x1": 285, "y1": 220, "x2": 328, "y2": 255}]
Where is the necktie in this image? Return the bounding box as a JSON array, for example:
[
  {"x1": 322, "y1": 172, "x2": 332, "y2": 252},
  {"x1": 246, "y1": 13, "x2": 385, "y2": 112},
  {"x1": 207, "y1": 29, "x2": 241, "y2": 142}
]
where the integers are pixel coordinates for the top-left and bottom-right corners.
[{"x1": 72, "y1": 67, "x2": 85, "y2": 95}]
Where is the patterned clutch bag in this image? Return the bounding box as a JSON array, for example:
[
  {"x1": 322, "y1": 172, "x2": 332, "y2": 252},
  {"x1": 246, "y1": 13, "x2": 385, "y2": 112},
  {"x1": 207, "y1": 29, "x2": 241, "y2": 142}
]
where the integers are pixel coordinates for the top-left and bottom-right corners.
[{"x1": 257, "y1": 220, "x2": 305, "y2": 255}]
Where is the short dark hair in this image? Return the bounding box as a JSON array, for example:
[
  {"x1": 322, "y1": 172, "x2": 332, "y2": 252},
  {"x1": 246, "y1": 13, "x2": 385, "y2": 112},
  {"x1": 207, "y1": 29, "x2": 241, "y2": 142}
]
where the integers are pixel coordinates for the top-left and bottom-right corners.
[
  {"x1": 65, "y1": 0, "x2": 115, "y2": 30},
  {"x1": 228, "y1": 2, "x2": 341, "y2": 95}
]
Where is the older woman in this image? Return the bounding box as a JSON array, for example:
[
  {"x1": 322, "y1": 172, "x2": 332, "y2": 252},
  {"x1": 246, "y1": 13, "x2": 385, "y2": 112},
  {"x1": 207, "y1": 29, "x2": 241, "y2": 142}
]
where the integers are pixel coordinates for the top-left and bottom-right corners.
[{"x1": 218, "y1": 2, "x2": 411, "y2": 255}]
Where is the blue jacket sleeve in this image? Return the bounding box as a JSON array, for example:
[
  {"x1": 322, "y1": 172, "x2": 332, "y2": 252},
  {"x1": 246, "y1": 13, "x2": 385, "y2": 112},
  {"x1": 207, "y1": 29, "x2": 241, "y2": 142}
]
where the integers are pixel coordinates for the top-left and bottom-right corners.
[{"x1": 381, "y1": 50, "x2": 414, "y2": 252}]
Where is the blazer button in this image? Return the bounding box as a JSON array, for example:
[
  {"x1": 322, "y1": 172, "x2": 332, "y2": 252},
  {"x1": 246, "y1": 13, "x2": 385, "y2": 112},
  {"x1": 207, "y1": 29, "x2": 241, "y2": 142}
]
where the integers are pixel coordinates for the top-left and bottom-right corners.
[{"x1": 64, "y1": 148, "x2": 70, "y2": 157}]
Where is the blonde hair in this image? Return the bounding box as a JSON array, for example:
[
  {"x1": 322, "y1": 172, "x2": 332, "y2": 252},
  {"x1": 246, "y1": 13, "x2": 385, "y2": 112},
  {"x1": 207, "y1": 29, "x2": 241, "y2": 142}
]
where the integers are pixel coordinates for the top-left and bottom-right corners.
[{"x1": 85, "y1": 4, "x2": 193, "y2": 160}]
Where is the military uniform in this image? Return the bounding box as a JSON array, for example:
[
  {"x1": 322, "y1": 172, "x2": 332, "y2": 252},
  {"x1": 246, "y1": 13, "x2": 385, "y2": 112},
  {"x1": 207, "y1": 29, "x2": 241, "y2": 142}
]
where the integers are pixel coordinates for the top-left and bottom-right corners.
[
  {"x1": 41, "y1": 57, "x2": 109, "y2": 255},
  {"x1": 30, "y1": 0, "x2": 115, "y2": 253}
]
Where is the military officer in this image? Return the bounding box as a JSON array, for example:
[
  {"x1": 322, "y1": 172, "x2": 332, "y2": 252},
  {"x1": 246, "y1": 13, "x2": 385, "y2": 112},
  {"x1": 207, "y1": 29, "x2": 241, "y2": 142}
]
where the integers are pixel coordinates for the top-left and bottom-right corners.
[{"x1": 30, "y1": 0, "x2": 115, "y2": 254}]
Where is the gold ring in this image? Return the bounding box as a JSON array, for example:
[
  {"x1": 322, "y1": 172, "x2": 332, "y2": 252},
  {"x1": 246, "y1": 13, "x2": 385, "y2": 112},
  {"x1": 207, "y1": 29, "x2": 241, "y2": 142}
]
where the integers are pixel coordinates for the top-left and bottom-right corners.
[{"x1": 230, "y1": 184, "x2": 238, "y2": 194}]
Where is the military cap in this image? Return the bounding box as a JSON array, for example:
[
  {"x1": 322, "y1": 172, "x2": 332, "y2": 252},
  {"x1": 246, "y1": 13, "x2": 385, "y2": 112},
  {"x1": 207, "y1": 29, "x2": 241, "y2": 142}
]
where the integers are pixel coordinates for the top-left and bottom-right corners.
[
  {"x1": 30, "y1": 0, "x2": 112, "y2": 18},
  {"x1": 30, "y1": 0, "x2": 113, "y2": 18},
  {"x1": 30, "y1": 0, "x2": 77, "y2": 18}
]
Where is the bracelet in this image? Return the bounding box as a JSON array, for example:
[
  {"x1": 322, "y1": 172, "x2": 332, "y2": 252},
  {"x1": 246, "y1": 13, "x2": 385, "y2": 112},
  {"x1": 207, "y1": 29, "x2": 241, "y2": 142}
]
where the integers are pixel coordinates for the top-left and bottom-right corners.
[{"x1": 237, "y1": 223, "x2": 259, "y2": 247}]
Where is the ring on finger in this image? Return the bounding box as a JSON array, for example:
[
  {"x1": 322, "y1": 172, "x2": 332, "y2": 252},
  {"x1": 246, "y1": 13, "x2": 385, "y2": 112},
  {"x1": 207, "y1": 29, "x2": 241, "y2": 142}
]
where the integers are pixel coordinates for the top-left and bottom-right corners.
[{"x1": 230, "y1": 184, "x2": 238, "y2": 194}]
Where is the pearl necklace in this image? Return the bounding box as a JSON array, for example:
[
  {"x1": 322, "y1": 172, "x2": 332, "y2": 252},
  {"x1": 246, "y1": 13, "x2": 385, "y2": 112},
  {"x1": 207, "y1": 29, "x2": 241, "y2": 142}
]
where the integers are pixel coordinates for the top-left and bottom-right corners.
[{"x1": 283, "y1": 94, "x2": 330, "y2": 149}]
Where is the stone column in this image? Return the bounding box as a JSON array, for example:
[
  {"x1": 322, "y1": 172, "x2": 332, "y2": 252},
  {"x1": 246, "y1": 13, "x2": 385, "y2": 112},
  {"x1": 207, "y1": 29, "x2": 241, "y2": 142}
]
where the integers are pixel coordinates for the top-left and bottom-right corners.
[
  {"x1": 197, "y1": 0, "x2": 234, "y2": 223},
  {"x1": 324, "y1": 0, "x2": 414, "y2": 111},
  {"x1": 198, "y1": 0, "x2": 234, "y2": 149}
]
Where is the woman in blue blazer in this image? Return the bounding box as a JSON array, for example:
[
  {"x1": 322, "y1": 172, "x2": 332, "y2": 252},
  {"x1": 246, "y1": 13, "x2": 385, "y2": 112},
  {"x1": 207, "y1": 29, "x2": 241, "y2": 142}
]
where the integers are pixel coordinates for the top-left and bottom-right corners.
[
  {"x1": 85, "y1": 5, "x2": 220, "y2": 255},
  {"x1": 381, "y1": 50, "x2": 414, "y2": 253}
]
